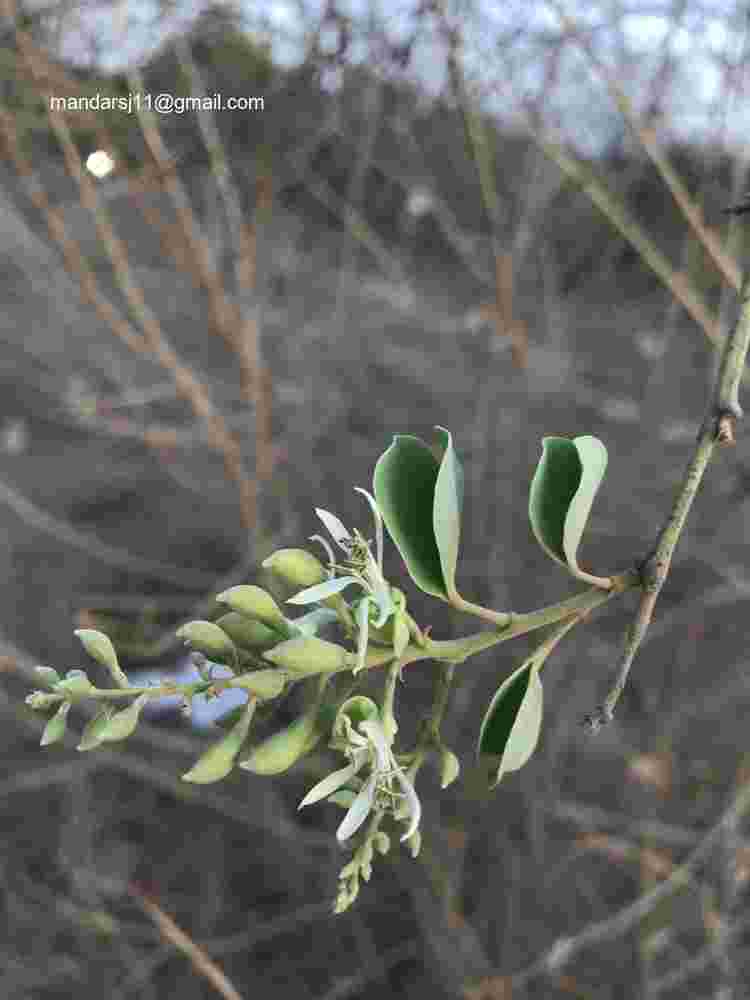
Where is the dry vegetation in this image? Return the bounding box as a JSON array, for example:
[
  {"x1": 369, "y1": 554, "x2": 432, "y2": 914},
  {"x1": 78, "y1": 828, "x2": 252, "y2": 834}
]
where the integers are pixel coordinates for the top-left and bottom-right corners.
[{"x1": 1, "y1": 0, "x2": 750, "y2": 997}]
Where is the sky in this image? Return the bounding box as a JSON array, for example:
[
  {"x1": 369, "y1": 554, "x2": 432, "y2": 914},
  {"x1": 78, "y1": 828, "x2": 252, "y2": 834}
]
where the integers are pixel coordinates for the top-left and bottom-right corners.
[{"x1": 34, "y1": 0, "x2": 750, "y2": 154}]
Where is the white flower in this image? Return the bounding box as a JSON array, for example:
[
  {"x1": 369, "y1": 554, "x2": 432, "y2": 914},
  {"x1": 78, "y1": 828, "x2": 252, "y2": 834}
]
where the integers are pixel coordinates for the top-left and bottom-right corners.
[
  {"x1": 298, "y1": 715, "x2": 421, "y2": 844},
  {"x1": 287, "y1": 489, "x2": 395, "y2": 673}
]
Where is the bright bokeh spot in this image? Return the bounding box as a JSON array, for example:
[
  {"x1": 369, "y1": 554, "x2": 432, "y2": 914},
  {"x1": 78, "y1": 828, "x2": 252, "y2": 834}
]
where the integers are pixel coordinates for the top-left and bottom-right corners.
[{"x1": 86, "y1": 149, "x2": 116, "y2": 178}]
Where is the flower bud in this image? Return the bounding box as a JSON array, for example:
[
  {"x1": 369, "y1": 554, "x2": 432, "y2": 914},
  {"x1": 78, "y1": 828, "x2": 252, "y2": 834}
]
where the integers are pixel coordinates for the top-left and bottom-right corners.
[
  {"x1": 40, "y1": 701, "x2": 71, "y2": 746},
  {"x1": 75, "y1": 629, "x2": 120, "y2": 675},
  {"x1": 373, "y1": 831, "x2": 391, "y2": 855},
  {"x1": 56, "y1": 670, "x2": 94, "y2": 700},
  {"x1": 34, "y1": 666, "x2": 61, "y2": 689},
  {"x1": 263, "y1": 636, "x2": 352, "y2": 676},
  {"x1": 215, "y1": 613, "x2": 279, "y2": 651},
  {"x1": 439, "y1": 747, "x2": 461, "y2": 789},
  {"x1": 26, "y1": 691, "x2": 64, "y2": 711},
  {"x1": 182, "y1": 700, "x2": 256, "y2": 783},
  {"x1": 261, "y1": 548, "x2": 327, "y2": 589},
  {"x1": 239, "y1": 710, "x2": 322, "y2": 775},
  {"x1": 333, "y1": 695, "x2": 380, "y2": 743},
  {"x1": 78, "y1": 707, "x2": 115, "y2": 751},
  {"x1": 97, "y1": 693, "x2": 150, "y2": 742},
  {"x1": 216, "y1": 585, "x2": 287, "y2": 630},
  {"x1": 176, "y1": 620, "x2": 237, "y2": 663},
  {"x1": 230, "y1": 669, "x2": 286, "y2": 699}
]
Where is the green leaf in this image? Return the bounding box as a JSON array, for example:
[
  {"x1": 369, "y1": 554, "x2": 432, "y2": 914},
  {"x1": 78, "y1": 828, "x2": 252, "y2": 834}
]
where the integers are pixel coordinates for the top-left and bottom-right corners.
[
  {"x1": 182, "y1": 699, "x2": 256, "y2": 783},
  {"x1": 477, "y1": 659, "x2": 544, "y2": 788},
  {"x1": 373, "y1": 434, "x2": 447, "y2": 599},
  {"x1": 433, "y1": 426, "x2": 464, "y2": 601},
  {"x1": 528, "y1": 435, "x2": 609, "y2": 585}
]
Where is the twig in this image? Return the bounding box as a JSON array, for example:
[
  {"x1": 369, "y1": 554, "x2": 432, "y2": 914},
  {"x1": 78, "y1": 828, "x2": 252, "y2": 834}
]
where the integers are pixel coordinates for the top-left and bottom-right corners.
[
  {"x1": 552, "y1": 2, "x2": 742, "y2": 295},
  {"x1": 128, "y1": 882, "x2": 245, "y2": 1000},
  {"x1": 508, "y1": 773, "x2": 750, "y2": 989},
  {"x1": 3, "y1": 3, "x2": 258, "y2": 536},
  {"x1": 0, "y1": 475, "x2": 222, "y2": 589},
  {"x1": 583, "y1": 264, "x2": 750, "y2": 730}
]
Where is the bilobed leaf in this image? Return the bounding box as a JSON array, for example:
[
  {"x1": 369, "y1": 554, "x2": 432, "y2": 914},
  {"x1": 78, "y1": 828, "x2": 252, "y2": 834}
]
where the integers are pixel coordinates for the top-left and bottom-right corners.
[
  {"x1": 373, "y1": 434, "x2": 447, "y2": 599},
  {"x1": 528, "y1": 435, "x2": 609, "y2": 585},
  {"x1": 433, "y1": 427, "x2": 464, "y2": 601},
  {"x1": 477, "y1": 659, "x2": 544, "y2": 788}
]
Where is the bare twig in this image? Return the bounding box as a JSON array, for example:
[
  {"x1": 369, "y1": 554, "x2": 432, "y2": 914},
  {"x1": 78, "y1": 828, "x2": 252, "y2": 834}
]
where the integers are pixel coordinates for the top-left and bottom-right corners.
[
  {"x1": 584, "y1": 265, "x2": 750, "y2": 729},
  {"x1": 128, "y1": 882, "x2": 245, "y2": 1000}
]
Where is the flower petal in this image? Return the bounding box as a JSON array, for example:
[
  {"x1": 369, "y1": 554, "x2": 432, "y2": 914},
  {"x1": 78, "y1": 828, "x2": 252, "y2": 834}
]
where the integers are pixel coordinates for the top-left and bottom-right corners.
[
  {"x1": 365, "y1": 551, "x2": 394, "y2": 628},
  {"x1": 394, "y1": 768, "x2": 422, "y2": 841},
  {"x1": 353, "y1": 487, "x2": 383, "y2": 571},
  {"x1": 336, "y1": 772, "x2": 377, "y2": 841},
  {"x1": 287, "y1": 576, "x2": 361, "y2": 605},
  {"x1": 354, "y1": 597, "x2": 370, "y2": 674},
  {"x1": 315, "y1": 509, "x2": 352, "y2": 552},
  {"x1": 298, "y1": 750, "x2": 368, "y2": 809},
  {"x1": 358, "y1": 718, "x2": 392, "y2": 772},
  {"x1": 309, "y1": 534, "x2": 336, "y2": 570}
]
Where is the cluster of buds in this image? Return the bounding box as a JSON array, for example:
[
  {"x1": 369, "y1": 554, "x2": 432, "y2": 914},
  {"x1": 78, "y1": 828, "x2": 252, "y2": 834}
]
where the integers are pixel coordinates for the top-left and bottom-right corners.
[{"x1": 23, "y1": 488, "x2": 438, "y2": 913}]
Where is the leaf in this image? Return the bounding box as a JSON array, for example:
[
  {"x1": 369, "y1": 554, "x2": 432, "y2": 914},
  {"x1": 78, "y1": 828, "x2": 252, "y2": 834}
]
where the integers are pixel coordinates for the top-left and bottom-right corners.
[
  {"x1": 433, "y1": 427, "x2": 464, "y2": 601},
  {"x1": 477, "y1": 659, "x2": 544, "y2": 788},
  {"x1": 528, "y1": 435, "x2": 609, "y2": 585},
  {"x1": 373, "y1": 434, "x2": 447, "y2": 599},
  {"x1": 182, "y1": 699, "x2": 256, "y2": 783}
]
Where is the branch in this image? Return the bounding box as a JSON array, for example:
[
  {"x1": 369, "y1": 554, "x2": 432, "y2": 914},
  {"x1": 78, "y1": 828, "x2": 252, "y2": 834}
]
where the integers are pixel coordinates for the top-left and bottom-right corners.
[{"x1": 584, "y1": 262, "x2": 750, "y2": 729}]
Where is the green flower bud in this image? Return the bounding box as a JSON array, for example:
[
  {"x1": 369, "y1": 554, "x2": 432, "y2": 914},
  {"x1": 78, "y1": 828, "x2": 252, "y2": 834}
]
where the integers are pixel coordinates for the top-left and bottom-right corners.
[
  {"x1": 373, "y1": 831, "x2": 391, "y2": 855},
  {"x1": 26, "y1": 691, "x2": 64, "y2": 711},
  {"x1": 230, "y1": 669, "x2": 286, "y2": 699},
  {"x1": 182, "y1": 699, "x2": 256, "y2": 784},
  {"x1": 239, "y1": 710, "x2": 322, "y2": 775},
  {"x1": 40, "y1": 701, "x2": 71, "y2": 746},
  {"x1": 406, "y1": 828, "x2": 421, "y2": 858},
  {"x1": 34, "y1": 666, "x2": 61, "y2": 689},
  {"x1": 78, "y1": 706, "x2": 115, "y2": 751},
  {"x1": 215, "y1": 613, "x2": 279, "y2": 651},
  {"x1": 97, "y1": 693, "x2": 150, "y2": 742},
  {"x1": 261, "y1": 548, "x2": 327, "y2": 589},
  {"x1": 176, "y1": 620, "x2": 237, "y2": 663},
  {"x1": 333, "y1": 695, "x2": 380, "y2": 744},
  {"x1": 263, "y1": 636, "x2": 352, "y2": 676},
  {"x1": 439, "y1": 747, "x2": 461, "y2": 789},
  {"x1": 74, "y1": 629, "x2": 126, "y2": 687},
  {"x1": 215, "y1": 586, "x2": 287, "y2": 630},
  {"x1": 56, "y1": 670, "x2": 95, "y2": 700}
]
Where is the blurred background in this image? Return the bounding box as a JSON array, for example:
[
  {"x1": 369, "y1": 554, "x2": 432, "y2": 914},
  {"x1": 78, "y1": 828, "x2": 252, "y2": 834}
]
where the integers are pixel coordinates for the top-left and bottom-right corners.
[{"x1": 2, "y1": 0, "x2": 750, "y2": 996}]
